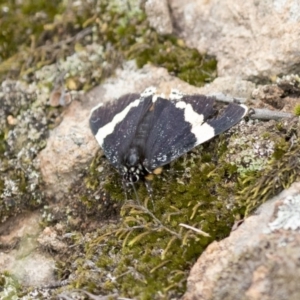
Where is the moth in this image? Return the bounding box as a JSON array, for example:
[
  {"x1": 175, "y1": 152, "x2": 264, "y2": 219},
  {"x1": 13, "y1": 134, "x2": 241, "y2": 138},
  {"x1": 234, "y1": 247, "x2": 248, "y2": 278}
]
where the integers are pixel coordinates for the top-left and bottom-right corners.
[{"x1": 89, "y1": 87, "x2": 247, "y2": 192}]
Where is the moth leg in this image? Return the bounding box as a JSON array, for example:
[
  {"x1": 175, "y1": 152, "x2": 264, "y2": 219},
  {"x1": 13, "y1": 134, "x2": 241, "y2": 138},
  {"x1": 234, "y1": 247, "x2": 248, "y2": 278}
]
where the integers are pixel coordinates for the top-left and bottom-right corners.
[
  {"x1": 144, "y1": 180, "x2": 155, "y2": 208},
  {"x1": 122, "y1": 179, "x2": 141, "y2": 204},
  {"x1": 144, "y1": 180, "x2": 153, "y2": 196},
  {"x1": 122, "y1": 179, "x2": 129, "y2": 201}
]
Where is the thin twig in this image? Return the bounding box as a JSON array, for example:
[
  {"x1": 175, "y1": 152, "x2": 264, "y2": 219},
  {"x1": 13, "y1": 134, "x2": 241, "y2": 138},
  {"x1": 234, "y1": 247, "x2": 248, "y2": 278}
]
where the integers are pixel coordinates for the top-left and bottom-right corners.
[
  {"x1": 128, "y1": 203, "x2": 181, "y2": 239},
  {"x1": 179, "y1": 223, "x2": 210, "y2": 237}
]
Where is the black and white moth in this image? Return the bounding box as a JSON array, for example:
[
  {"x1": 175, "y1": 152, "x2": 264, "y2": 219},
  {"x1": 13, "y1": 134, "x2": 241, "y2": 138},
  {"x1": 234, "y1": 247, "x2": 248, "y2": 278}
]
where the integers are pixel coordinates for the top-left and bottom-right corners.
[{"x1": 89, "y1": 87, "x2": 247, "y2": 187}]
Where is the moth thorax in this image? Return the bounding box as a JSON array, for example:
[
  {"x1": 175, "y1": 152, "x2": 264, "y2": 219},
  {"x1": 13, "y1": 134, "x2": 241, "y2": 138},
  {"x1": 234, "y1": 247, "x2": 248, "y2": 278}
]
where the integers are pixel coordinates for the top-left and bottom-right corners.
[{"x1": 125, "y1": 147, "x2": 140, "y2": 167}]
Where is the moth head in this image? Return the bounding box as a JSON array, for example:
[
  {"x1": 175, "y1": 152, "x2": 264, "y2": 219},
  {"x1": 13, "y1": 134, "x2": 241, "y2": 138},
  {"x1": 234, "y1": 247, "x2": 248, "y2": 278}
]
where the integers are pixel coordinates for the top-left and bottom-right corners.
[
  {"x1": 121, "y1": 148, "x2": 139, "y2": 182},
  {"x1": 122, "y1": 164, "x2": 145, "y2": 183},
  {"x1": 122, "y1": 148, "x2": 148, "y2": 183},
  {"x1": 123, "y1": 168, "x2": 139, "y2": 183}
]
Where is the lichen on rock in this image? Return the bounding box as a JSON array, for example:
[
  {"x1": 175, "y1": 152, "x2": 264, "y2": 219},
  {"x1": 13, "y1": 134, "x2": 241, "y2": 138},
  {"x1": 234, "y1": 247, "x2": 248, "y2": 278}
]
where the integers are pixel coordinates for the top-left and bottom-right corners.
[
  {"x1": 269, "y1": 194, "x2": 300, "y2": 231},
  {"x1": 0, "y1": 80, "x2": 50, "y2": 223}
]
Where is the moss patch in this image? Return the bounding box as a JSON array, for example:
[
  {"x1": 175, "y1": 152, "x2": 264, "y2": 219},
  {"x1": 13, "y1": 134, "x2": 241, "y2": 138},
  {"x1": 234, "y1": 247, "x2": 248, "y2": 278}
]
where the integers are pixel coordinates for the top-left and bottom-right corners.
[
  {"x1": 46, "y1": 117, "x2": 299, "y2": 299},
  {"x1": 1, "y1": 0, "x2": 300, "y2": 299},
  {"x1": 0, "y1": 0, "x2": 216, "y2": 222},
  {"x1": 0, "y1": 0, "x2": 216, "y2": 88}
]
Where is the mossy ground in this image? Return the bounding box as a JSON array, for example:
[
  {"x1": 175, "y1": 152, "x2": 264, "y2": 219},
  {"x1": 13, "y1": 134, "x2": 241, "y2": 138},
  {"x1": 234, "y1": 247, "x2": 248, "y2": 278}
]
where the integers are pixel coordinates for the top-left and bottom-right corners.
[
  {"x1": 0, "y1": 0, "x2": 216, "y2": 223},
  {"x1": 49, "y1": 117, "x2": 300, "y2": 299},
  {"x1": 0, "y1": 0, "x2": 300, "y2": 299}
]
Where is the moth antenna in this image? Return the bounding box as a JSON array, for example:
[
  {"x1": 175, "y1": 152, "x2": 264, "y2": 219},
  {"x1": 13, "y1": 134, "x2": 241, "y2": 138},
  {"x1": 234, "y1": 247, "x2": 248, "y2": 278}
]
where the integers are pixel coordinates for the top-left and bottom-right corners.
[
  {"x1": 131, "y1": 183, "x2": 141, "y2": 205},
  {"x1": 144, "y1": 180, "x2": 153, "y2": 196},
  {"x1": 122, "y1": 180, "x2": 129, "y2": 201}
]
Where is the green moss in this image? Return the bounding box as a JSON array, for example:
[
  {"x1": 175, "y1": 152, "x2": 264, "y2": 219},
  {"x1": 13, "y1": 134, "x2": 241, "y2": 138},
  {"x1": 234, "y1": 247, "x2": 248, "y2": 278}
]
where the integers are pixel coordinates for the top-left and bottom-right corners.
[
  {"x1": 272, "y1": 138, "x2": 289, "y2": 160},
  {"x1": 2, "y1": 0, "x2": 299, "y2": 298},
  {"x1": 294, "y1": 104, "x2": 300, "y2": 116},
  {"x1": 0, "y1": 6, "x2": 217, "y2": 232},
  {"x1": 236, "y1": 142, "x2": 300, "y2": 215},
  {"x1": 4, "y1": 93, "x2": 298, "y2": 299},
  {"x1": 66, "y1": 138, "x2": 242, "y2": 298},
  {"x1": 0, "y1": 0, "x2": 216, "y2": 87},
  {"x1": 0, "y1": 1, "x2": 63, "y2": 62},
  {"x1": 133, "y1": 37, "x2": 216, "y2": 87},
  {"x1": 0, "y1": 272, "x2": 21, "y2": 300},
  {"x1": 0, "y1": 2, "x2": 217, "y2": 230},
  {"x1": 47, "y1": 117, "x2": 300, "y2": 299}
]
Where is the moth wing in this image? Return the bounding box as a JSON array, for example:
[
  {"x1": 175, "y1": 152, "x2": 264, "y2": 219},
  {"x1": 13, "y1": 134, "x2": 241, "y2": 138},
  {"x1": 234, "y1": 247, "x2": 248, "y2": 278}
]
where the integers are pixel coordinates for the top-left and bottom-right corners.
[
  {"x1": 89, "y1": 93, "x2": 153, "y2": 169},
  {"x1": 206, "y1": 102, "x2": 248, "y2": 136},
  {"x1": 89, "y1": 93, "x2": 140, "y2": 137},
  {"x1": 144, "y1": 95, "x2": 247, "y2": 170}
]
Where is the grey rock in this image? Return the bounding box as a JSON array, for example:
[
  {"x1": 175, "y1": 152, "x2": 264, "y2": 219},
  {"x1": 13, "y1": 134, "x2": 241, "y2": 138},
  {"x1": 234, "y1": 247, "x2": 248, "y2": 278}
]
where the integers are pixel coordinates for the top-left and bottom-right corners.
[
  {"x1": 145, "y1": 0, "x2": 173, "y2": 34},
  {"x1": 183, "y1": 182, "x2": 300, "y2": 300},
  {"x1": 169, "y1": 0, "x2": 300, "y2": 79},
  {"x1": 0, "y1": 212, "x2": 56, "y2": 286}
]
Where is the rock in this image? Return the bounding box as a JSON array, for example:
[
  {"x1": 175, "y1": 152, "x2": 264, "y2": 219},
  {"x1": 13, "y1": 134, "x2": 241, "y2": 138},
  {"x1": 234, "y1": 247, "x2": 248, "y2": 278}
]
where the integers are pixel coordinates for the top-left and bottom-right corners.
[
  {"x1": 145, "y1": 0, "x2": 173, "y2": 34},
  {"x1": 252, "y1": 84, "x2": 286, "y2": 109},
  {"x1": 199, "y1": 76, "x2": 255, "y2": 100},
  {"x1": 37, "y1": 226, "x2": 68, "y2": 252},
  {"x1": 38, "y1": 99, "x2": 97, "y2": 199},
  {"x1": 169, "y1": 0, "x2": 300, "y2": 79},
  {"x1": 0, "y1": 212, "x2": 56, "y2": 286},
  {"x1": 251, "y1": 74, "x2": 300, "y2": 112},
  {"x1": 39, "y1": 61, "x2": 256, "y2": 199},
  {"x1": 183, "y1": 182, "x2": 300, "y2": 300}
]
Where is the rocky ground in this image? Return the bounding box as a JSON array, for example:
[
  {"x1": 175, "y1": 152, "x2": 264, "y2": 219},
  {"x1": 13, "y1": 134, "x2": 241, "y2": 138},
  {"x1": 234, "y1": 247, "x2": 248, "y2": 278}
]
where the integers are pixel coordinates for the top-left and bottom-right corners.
[{"x1": 0, "y1": 0, "x2": 300, "y2": 299}]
